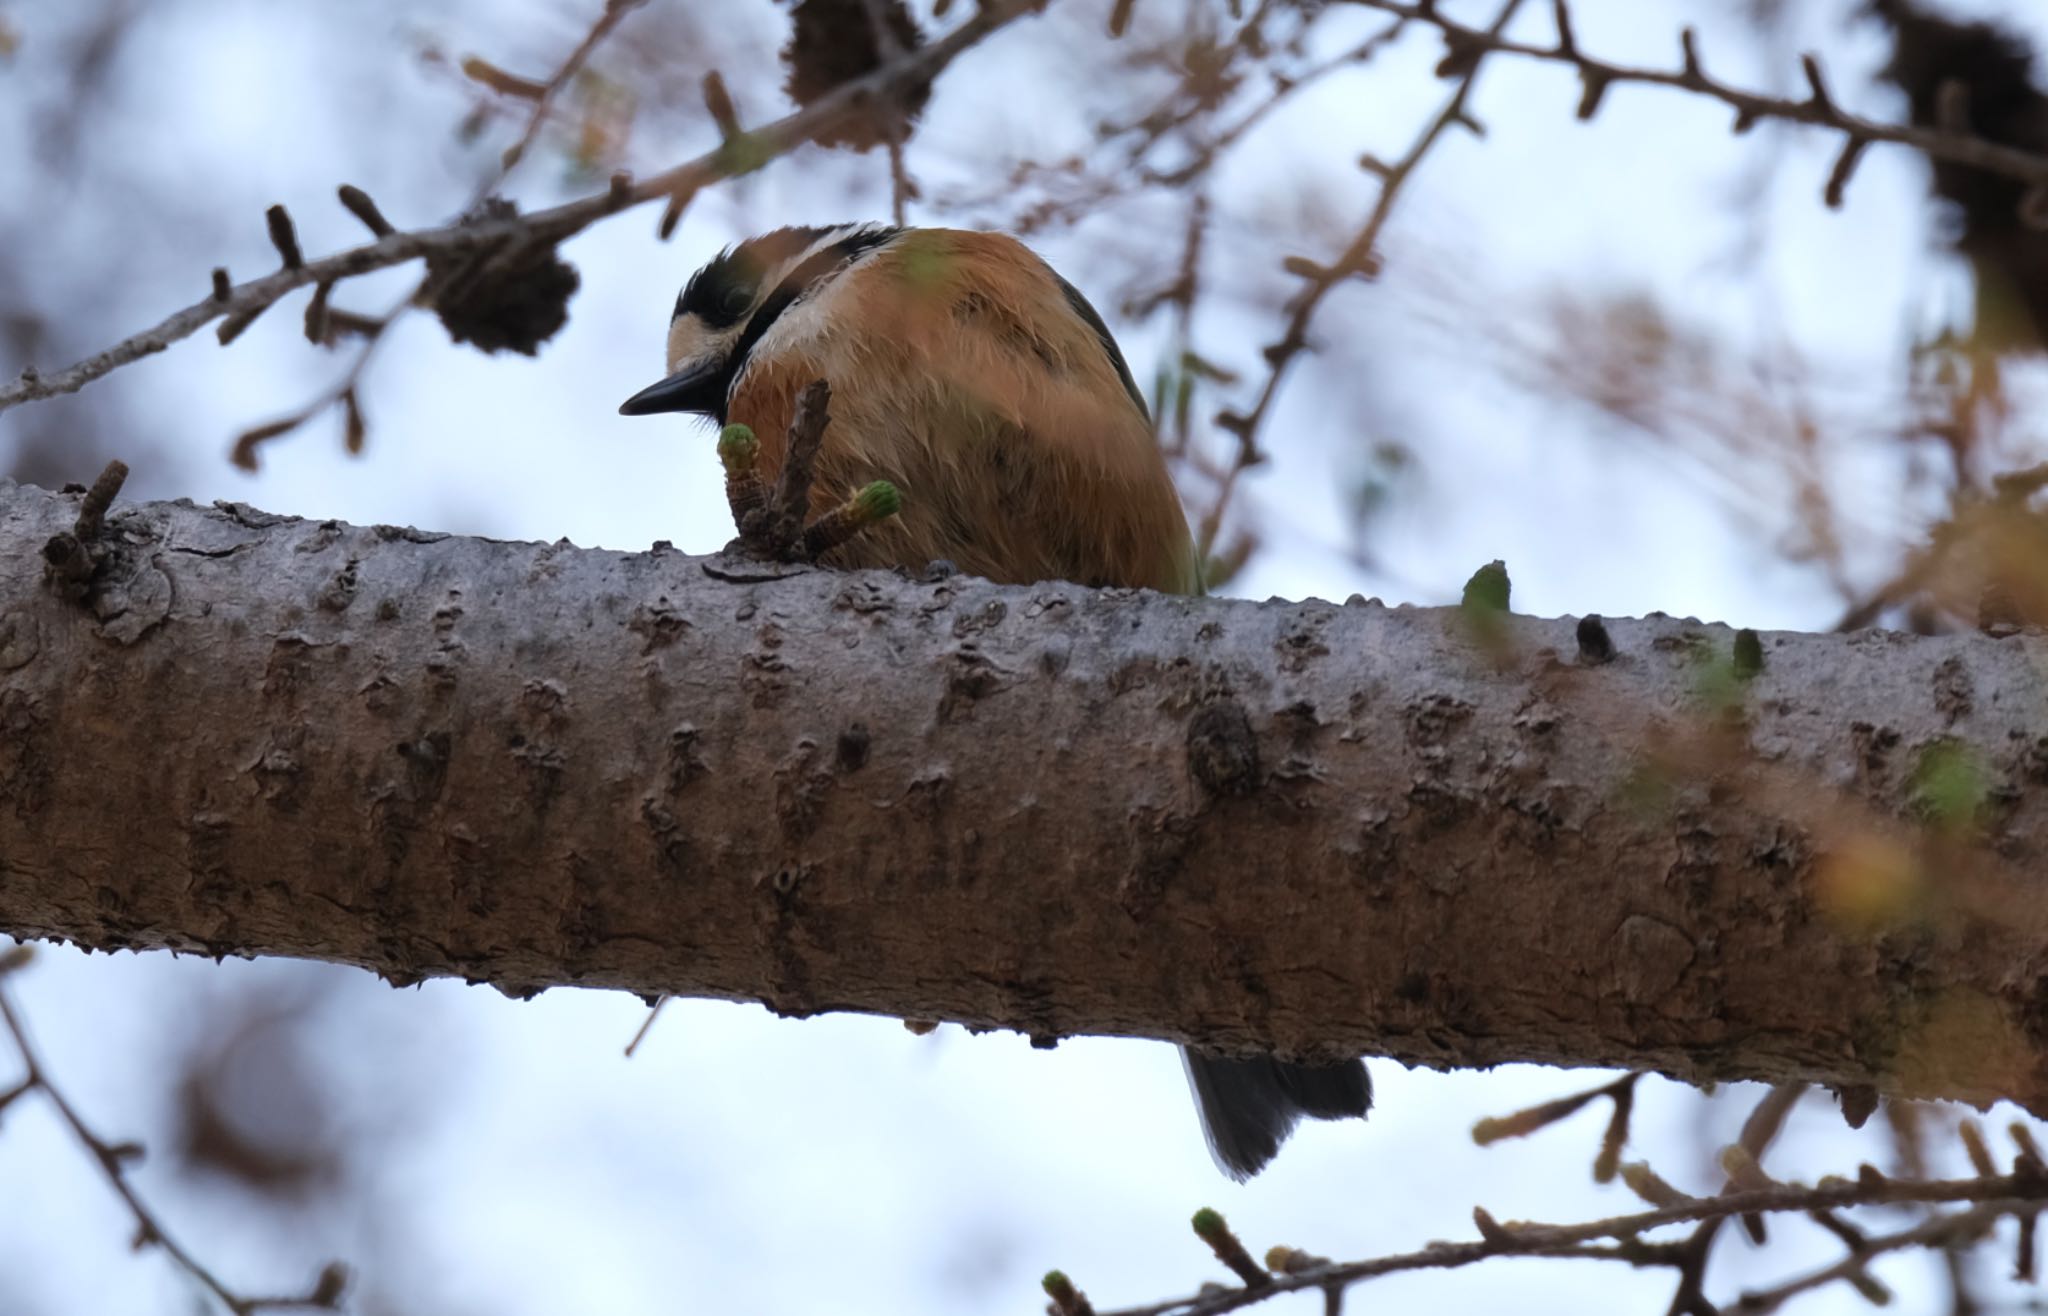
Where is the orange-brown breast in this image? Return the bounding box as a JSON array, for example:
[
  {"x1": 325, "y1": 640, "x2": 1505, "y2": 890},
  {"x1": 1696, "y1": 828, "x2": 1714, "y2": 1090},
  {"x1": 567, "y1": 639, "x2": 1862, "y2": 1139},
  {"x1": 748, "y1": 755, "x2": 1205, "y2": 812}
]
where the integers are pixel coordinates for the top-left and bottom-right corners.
[{"x1": 727, "y1": 229, "x2": 1199, "y2": 594}]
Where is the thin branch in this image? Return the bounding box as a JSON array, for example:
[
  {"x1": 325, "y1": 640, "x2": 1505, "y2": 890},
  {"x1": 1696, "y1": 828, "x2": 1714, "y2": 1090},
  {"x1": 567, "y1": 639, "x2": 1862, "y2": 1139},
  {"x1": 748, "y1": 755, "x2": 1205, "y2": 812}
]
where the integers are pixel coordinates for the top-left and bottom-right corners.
[
  {"x1": 1098, "y1": 1177, "x2": 2048, "y2": 1316},
  {"x1": 0, "y1": 977, "x2": 345, "y2": 1315},
  {"x1": 0, "y1": 0, "x2": 1047, "y2": 416},
  {"x1": 229, "y1": 282, "x2": 412, "y2": 470},
  {"x1": 856, "y1": 0, "x2": 919, "y2": 224},
  {"x1": 1338, "y1": 0, "x2": 2048, "y2": 193},
  {"x1": 1215, "y1": 0, "x2": 1527, "y2": 473},
  {"x1": 1730, "y1": 1205, "x2": 2001, "y2": 1313},
  {"x1": 492, "y1": 0, "x2": 650, "y2": 174}
]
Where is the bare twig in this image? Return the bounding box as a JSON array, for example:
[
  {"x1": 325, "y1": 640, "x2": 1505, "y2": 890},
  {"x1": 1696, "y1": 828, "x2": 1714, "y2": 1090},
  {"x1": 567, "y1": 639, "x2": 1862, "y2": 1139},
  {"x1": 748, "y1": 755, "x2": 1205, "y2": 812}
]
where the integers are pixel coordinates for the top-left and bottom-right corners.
[
  {"x1": 1214, "y1": 0, "x2": 1528, "y2": 485},
  {"x1": 0, "y1": 973, "x2": 346, "y2": 1315},
  {"x1": 1730, "y1": 1206, "x2": 2000, "y2": 1313},
  {"x1": 1192, "y1": 1209, "x2": 1271, "y2": 1290},
  {"x1": 41, "y1": 458, "x2": 131, "y2": 594},
  {"x1": 229, "y1": 284, "x2": 411, "y2": 471},
  {"x1": 71, "y1": 458, "x2": 129, "y2": 540},
  {"x1": 769, "y1": 379, "x2": 834, "y2": 551},
  {"x1": 1096, "y1": 1174, "x2": 2048, "y2": 1316},
  {"x1": 491, "y1": 0, "x2": 650, "y2": 174},
  {"x1": 0, "y1": 0, "x2": 1048, "y2": 416},
  {"x1": 1343, "y1": 0, "x2": 2048, "y2": 198},
  {"x1": 715, "y1": 381, "x2": 900, "y2": 562},
  {"x1": 623, "y1": 996, "x2": 668, "y2": 1058}
]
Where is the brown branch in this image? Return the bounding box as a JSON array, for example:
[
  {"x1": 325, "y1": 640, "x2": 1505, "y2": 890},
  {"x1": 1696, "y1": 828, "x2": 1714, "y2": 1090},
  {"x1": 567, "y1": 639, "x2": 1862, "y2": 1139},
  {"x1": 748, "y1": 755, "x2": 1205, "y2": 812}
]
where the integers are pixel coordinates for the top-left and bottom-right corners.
[
  {"x1": 1097, "y1": 1176, "x2": 2048, "y2": 1316},
  {"x1": 229, "y1": 290, "x2": 404, "y2": 471},
  {"x1": 14, "y1": 484, "x2": 2048, "y2": 1126},
  {"x1": 493, "y1": 0, "x2": 649, "y2": 172},
  {"x1": 40, "y1": 458, "x2": 131, "y2": 595},
  {"x1": 1730, "y1": 1205, "x2": 2001, "y2": 1313},
  {"x1": 769, "y1": 379, "x2": 833, "y2": 551},
  {"x1": 0, "y1": 0, "x2": 1047, "y2": 416},
  {"x1": 1214, "y1": 0, "x2": 1527, "y2": 474},
  {"x1": 1113, "y1": 9, "x2": 1410, "y2": 190},
  {"x1": 1342, "y1": 0, "x2": 2048, "y2": 196},
  {"x1": 1192, "y1": 1210, "x2": 1271, "y2": 1290},
  {"x1": 226, "y1": 2, "x2": 651, "y2": 467}
]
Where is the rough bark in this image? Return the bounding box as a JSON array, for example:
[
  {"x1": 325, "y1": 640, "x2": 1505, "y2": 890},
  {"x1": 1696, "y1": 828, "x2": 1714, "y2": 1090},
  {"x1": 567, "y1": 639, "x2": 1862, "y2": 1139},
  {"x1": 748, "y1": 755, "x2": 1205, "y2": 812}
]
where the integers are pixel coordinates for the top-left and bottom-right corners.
[{"x1": 3, "y1": 479, "x2": 2047, "y2": 1111}]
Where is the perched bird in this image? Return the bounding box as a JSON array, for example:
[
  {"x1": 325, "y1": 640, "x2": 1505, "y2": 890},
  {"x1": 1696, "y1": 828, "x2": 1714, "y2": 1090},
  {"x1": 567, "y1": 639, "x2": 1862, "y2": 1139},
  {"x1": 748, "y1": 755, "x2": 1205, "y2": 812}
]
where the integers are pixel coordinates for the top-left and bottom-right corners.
[{"x1": 619, "y1": 222, "x2": 1371, "y2": 1179}]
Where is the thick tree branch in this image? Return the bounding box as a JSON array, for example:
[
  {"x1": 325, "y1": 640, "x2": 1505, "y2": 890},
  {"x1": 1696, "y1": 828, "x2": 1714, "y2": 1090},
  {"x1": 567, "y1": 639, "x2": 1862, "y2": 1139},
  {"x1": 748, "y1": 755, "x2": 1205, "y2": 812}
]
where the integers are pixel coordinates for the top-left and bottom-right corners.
[{"x1": 3, "y1": 481, "x2": 2048, "y2": 1109}]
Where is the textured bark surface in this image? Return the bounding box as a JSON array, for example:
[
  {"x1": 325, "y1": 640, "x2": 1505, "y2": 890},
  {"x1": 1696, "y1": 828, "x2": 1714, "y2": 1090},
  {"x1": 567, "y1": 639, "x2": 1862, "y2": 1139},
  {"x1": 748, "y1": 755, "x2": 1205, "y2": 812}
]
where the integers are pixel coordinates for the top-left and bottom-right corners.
[{"x1": 4, "y1": 479, "x2": 2048, "y2": 1110}]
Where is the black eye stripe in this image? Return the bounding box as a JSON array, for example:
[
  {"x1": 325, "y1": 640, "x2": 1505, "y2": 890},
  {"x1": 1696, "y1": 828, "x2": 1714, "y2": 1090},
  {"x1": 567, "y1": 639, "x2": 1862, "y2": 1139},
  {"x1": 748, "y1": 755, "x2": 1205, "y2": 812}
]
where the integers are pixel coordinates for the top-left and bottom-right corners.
[
  {"x1": 671, "y1": 225, "x2": 901, "y2": 332},
  {"x1": 676, "y1": 261, "x2": 756, "y2": 330}
]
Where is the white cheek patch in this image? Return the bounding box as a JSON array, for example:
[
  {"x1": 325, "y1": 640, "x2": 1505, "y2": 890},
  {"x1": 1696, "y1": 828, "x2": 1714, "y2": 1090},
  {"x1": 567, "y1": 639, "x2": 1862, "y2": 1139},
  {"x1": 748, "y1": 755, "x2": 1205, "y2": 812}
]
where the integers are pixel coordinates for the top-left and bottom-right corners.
[
  {"x1": 666, "y1": 317, "x2": 718, "y2": 373},
  {"x1": 746, "y1": 288, "x2": 834, "y2": 363}
]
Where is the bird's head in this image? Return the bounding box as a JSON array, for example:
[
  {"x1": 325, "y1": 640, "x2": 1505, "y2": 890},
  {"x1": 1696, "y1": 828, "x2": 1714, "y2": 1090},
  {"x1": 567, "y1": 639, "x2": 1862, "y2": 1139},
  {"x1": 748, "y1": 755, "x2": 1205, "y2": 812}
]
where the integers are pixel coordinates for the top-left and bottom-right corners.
[{"x1": 617, "y1": 223, "x2": 897, "y2": 422}]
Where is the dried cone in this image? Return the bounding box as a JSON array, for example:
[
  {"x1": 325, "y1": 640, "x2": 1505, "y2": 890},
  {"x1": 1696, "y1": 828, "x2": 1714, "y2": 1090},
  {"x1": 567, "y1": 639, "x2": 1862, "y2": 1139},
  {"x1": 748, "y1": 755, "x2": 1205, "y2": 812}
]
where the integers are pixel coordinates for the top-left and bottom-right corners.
[
  {"x1": 781, "y1": 0, "x2": 930, "y2": 151},
  {"x1": 426, "y1": 198, "x2": 581, "y2": 356}
]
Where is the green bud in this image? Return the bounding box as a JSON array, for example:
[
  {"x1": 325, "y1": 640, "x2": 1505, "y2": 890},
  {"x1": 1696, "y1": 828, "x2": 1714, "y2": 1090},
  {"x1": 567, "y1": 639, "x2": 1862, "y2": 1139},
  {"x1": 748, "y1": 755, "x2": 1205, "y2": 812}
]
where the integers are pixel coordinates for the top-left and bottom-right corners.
[
  {"x1": 1461, "y1": 559, "x2": 1510, "y2": 613},
  {"x1": 853, "y1": 480, "x2": 901, "y2": 522},
  {"x1": 717, "y1": 425, "x2": 759, "y2": 474}
]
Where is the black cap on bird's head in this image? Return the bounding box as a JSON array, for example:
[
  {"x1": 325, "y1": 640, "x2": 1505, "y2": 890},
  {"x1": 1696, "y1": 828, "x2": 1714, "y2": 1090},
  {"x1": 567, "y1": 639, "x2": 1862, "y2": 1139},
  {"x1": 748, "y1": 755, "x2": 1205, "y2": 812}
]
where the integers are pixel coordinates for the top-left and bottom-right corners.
[{"x1": 618, "y1": 223, "x2": 900, "y2": 422}]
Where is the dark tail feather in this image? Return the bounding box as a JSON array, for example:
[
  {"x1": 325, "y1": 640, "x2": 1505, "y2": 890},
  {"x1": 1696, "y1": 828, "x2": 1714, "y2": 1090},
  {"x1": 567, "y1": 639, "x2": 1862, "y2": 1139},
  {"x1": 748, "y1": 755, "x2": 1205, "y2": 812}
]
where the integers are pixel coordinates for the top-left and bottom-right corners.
[{"x1": 1180, "y1": 1049, "x2": 1372, "y2": 1181}]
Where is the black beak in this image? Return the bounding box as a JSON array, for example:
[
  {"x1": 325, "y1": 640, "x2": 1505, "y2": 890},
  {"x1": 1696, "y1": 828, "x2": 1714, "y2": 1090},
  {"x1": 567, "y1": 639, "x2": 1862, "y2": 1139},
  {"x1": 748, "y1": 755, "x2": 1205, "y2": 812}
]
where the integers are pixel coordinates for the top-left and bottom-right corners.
[{"x1": 618, "y1": 360, "x2": 724, "y2": 416}]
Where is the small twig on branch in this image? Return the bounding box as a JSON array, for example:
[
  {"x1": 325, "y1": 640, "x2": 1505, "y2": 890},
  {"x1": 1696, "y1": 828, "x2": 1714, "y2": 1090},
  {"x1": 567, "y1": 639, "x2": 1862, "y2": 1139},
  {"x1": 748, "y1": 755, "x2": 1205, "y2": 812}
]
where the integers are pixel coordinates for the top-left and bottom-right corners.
[
  {"x1": 40, "y1": 458, "x2": 130, "y2": 595},
  {"x1": 1044, "y1": 1269, "x2": 1099, "y2": 1316},
  {"x1": 335, "y1": 184, "x2": 395, "y2": 238},
  {"x1": 230, "y1": 288, "x2": 406, "y2": 471},
  {"x1": 71, "y1": 458, "x2": 129, "y2": 541},
  {"x1": 855, "y1": 0, "x2": 921, "y2": 224},
  {"x1": 700, "y1": 69, "x2": 744, "y2": 141},
  {"x1": 264, "y1": 205, "x2": 303, "y2": 270},
  {"x1": 1472, "y1": 1071, "x2": 1639, "y2": 1151},
  {"x1": 771, "y1": 379, "x2": 835, "y2": 549},
  {"x1": 622, "y1": 996, "x2": 668, "y2": 1058},
  {"x1": 1470, "y1": 1068, "x2": 1637, "y2": 1188},
  {"x1": 715, "y1": 380, "x2": 902, "y2": 562},
  {"x1": 1192, "y1": 1209, "x2": 1272, "y2": 1290}
]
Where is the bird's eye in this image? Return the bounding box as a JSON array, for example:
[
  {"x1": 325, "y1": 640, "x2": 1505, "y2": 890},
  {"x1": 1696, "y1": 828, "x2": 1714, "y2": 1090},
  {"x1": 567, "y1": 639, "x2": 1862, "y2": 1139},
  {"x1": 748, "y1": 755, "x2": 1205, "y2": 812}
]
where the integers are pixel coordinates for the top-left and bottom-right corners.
[{"x1": 721, "y1": 286, "x2": 753, "y2": 318}]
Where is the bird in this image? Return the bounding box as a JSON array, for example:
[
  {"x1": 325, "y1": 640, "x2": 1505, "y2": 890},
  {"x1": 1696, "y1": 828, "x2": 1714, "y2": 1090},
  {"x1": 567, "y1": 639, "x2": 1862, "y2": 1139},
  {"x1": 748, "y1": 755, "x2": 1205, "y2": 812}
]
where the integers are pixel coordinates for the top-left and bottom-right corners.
[{"x1": 619, "y1": 222, "x2": 1371, "y2": 1179}]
